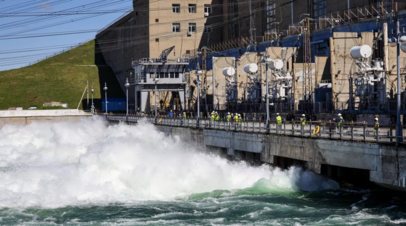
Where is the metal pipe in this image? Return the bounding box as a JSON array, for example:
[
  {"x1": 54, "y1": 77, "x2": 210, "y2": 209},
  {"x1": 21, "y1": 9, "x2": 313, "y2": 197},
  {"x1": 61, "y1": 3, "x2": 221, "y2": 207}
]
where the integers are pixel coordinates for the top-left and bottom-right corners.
[
  {"x1": 197, "y1": 73, "x2": 200, "y2": 127},
  {"x1": 103, "y1": 82, "x2": 108, "y2": 117},
  {"x1": 126, "y1": 87, "x2": 129, "y2": 117},
  {"x1": 266, "y1": 61, "x2": 270, "y2": 133},
  {"x1": 155, "y1": 81, "x2": 158, "y2": 123},
  {"x1": 397, "y1": 20, "x2": 403, "y2": 145},
  {"x1": 91, "y1": 85, "x2": 94, "y2": 114}
]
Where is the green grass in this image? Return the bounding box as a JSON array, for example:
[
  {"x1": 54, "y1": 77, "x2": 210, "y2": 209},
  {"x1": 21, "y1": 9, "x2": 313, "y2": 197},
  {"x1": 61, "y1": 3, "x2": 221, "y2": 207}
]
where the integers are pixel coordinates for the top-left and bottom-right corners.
[{"x1": 0, "y1": 40, "x2": 124, "y2": 110}]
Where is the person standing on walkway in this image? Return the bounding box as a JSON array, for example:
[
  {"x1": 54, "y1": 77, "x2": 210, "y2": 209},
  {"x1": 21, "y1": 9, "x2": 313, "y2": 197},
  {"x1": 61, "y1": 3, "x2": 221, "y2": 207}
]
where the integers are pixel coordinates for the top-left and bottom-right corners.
[
  {"x1": 334, "y1": 113, "x2": 344, "y2": 134},
  {"x1": 238, "y1": 114, "x2": 243, "y2": 128},
  {"x1": 374, "y1": 118, "x2": 379, "y2": 138},
  {"x1": 234, "y1": 113, "x2": 239, "y2": 129},
  {"x1": 276, "y1": 113, "x2": 282, "y2": 133},
  {"x1": 227, "y1": 112, "x2": 232, "y2": 127},
  {"x1": 300, "y1": 114, "x2": 306, "y2": 135},
  {"x1": 168, "y1": 110, "x2": 174, "y2": 119},
  {"x1": 183, "y1": 112, "x2": 187, "y2": 125},
  {"x1": 178, "y1": 113, "x2": 183, "y2": 125},
  {"x1": 210, "y1": 111, "x2": 215, "y2": 127}
]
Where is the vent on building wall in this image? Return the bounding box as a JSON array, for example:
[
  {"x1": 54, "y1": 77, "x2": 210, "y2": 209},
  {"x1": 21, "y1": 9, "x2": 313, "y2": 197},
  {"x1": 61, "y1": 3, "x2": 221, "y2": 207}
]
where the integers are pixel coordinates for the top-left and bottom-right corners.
[
  {"x1": 156, "y1": 38, "x2": 159, "y2": 42},
  {"x1": 155, "y1": 19, "x2": 159, "y2": 23}
]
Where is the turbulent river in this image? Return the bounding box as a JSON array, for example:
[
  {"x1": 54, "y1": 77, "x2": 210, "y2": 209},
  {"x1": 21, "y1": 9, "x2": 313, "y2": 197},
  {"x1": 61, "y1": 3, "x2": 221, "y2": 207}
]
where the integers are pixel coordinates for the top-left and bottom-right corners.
[{"x1": 0, "y1": 119, "x2": 405, "y2": 225}]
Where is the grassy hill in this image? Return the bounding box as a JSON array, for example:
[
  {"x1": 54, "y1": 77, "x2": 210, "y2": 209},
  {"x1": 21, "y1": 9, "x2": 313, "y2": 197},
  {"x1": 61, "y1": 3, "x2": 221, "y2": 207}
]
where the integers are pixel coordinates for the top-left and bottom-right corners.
[{"x1": 0, "y1": 40, "x2": 124, "y2": 110}]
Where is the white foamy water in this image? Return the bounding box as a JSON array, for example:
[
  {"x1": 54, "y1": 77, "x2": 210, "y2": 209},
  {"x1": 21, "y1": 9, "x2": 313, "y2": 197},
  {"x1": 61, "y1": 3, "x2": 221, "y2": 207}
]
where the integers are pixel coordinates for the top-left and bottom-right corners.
[{"x1": 0, "y1": 118, "x2": 338, "y2": 208}]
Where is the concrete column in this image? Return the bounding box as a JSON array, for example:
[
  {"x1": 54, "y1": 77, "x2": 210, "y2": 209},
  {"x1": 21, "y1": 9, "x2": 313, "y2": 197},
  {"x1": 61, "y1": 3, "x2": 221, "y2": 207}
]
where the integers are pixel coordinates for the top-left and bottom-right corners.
[
  {"x1": 141, "y1": 91, "x2": 149, "y2": 113},
  {"x1": 135, "y1": 88, "x2": 138, "y2": 113},
  {"x1": 179, "y1": 90, "x2": 186, "y2": 111},
  {"x1": 227, "y1": 148, "x2": 235, "y2": 155}
]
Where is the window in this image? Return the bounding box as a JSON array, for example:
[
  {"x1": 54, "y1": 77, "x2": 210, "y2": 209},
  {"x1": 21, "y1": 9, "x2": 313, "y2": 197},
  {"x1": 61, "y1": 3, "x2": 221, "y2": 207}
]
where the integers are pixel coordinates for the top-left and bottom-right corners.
[
  {"x1": 204, "y1": 4, "x2": 212, "y2": 14},
  {"x1": 204, "y1": 24, "x2": 212, "y2": 33},
  {"x1": 313, "y1": 0, "x2": 326, "y2": 18},
  {"x1": 175, "y1": 73, "x2": 179, "y2": 78},
  {"x1": 170, "y1": 73, "x2": 175, "y2": 78},
  {"x1": 165, "y1": 73, "x2": 169, "y2": 78},
  {"x1": 172, "y1": 4, "x2": 180, "y2": 13},
  {"x1": 189, "y1": 4, "x2": 196, "y2": 13},
  {"x1": 188, "y1": 23, "x2": 196, "y2": 33},
  {"x1": 172, "y1": 23, "x2": 180, "y2": 32}
]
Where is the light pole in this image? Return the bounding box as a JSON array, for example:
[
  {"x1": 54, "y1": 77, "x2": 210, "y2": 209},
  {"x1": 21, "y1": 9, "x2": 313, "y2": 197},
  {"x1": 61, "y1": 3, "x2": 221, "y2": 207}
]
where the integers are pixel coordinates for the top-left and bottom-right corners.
[
  {"x1": 396, "y1": 21, "x2": 406, "y2": 145},
  {"x1": 195, "y1": 69, "x2": 202, "y2": 127},
  {"x1": 91, "y1": 85, "x2": 94, "y2": 114},
  {"x1": 103, "y1": 82, "x2": 108, "y2": 117},
  {"x1": 262, "y1": 56, "x2": 272, "y2": 133},
  {"x1": 125, "y1": 78, "x2": 130, "y2": 120},
  {"x1": 154, "y1": 78, "x2": 159, "y2": 123}
]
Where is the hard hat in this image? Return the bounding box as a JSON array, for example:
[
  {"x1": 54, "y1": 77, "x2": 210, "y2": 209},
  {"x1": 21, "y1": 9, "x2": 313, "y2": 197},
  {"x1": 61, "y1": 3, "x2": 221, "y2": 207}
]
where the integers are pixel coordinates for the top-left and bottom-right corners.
[
  {"x1": 338, "y1": 113, "x2": 341, "y2": 116},
  {"x1": 277, "y1": 113, "x2": 280, "y2": 115},
  {"x1": 375, "y1": 118, "x2": 378, "y2": 121},
  {"x1": 231, "y1": 113, "x2": 234, "y2": 115},
  {"x1": 302, "y1": 114, "x2": 305, "y2": 117},
  {"x1": 228, "y1": 112, "x2": 230, "y2": 114}
]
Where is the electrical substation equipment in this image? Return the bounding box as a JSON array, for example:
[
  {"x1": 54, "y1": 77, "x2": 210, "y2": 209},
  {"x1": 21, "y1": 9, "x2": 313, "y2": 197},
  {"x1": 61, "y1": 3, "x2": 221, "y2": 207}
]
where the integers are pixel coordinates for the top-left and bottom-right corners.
[
  {"x1": 223, "y1": 67, "x2": 237, "y2": 102},
  {"x1": 243, "y1": 63, "x2": 262, "y2": 102},
  {"x1": 351, "y1": 45, "x2": 387, "y2": 110}
]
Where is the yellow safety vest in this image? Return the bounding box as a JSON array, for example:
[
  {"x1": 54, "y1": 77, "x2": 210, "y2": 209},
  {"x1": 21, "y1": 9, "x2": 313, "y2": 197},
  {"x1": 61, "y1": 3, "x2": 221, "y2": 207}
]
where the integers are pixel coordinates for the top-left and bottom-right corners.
[
  {"x1": 301, "y1": 118, "x2": 306, "y2": 126},
  {"x1": 183, "y1": 114, "x2": 186, "y2": 120},
  {"x1": 374, "y1": 122, "x2": 379, "y2": 131},
  {"x1": 227, "y1": 115, "x2": 231, "y2": 122},
  {"x1": 211, "y1": 114, "x2": 215, "y2": 121},
  {"x1": 215, "y1": 114, "x2": 219, "y2": 121},
  {"x1": 337, "y1": 117, "x2": 343, "y2": 127},
  {"x1": 276, "y1": 116, "x2": 282, "y2": 125}
]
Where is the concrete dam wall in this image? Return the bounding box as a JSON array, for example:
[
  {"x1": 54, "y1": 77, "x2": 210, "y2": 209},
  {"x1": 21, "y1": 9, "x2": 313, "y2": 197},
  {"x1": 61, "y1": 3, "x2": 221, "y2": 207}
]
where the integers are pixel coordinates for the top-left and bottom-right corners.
[{"x1": 154, "y1": 124, "x2": 406, "y2": 191}]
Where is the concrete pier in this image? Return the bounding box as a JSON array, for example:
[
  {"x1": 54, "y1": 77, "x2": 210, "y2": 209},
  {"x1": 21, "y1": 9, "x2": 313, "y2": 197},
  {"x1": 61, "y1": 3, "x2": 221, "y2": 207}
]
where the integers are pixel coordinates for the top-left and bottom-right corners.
[
  {"x1": 154, "y1": 124, "x2": 406, "y2": 191},
  {"x1": 0, "y1": 109, "x2": 92, "y2": 128}
]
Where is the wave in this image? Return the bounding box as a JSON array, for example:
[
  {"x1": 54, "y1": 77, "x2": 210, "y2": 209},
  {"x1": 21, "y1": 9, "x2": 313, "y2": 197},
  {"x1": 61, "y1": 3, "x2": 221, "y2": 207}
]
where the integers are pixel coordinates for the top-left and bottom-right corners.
[{"x1": 0, "y1": 118, "x2": 338, "y2": 208}]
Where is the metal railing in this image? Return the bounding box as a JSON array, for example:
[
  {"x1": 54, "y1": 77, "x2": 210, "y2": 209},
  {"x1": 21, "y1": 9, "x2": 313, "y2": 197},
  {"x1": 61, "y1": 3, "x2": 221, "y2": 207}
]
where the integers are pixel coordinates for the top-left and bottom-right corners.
[{"x1": 100, "y1": 113, "x2": 406, "y2": 145}]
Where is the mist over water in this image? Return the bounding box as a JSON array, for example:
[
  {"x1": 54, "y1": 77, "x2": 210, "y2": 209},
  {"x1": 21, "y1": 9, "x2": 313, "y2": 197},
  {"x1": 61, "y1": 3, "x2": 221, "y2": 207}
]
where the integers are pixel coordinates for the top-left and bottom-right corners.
[{"x1": 0, "y1": 118, "x2": 405, "y2": 225}]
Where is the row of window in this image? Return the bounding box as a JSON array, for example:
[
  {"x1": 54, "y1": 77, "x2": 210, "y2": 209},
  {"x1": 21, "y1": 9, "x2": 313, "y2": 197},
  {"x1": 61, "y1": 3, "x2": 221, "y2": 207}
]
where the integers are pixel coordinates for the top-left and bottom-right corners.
[
  {"x1": 172, "y1": 4, "x2": 212, "y2": 14},
  {"x1": 172, "y1": 23, "x2": 212, "y2": 33},
  {"x1": 151, "y1": 73, "x2": 180, "y2": 79}
]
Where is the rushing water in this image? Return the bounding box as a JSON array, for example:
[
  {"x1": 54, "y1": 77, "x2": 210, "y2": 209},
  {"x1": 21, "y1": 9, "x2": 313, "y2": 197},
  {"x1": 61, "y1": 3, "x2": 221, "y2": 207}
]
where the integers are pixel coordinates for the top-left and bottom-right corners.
[{"x1": 0, "y1": 119, "x2": 405, "y2": 225}]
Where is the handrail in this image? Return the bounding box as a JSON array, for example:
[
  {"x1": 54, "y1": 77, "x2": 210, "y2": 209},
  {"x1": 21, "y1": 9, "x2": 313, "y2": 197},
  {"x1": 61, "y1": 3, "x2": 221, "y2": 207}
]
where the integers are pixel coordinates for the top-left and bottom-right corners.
[{"x1": 98, "y1": 113, "x2": 406, "y2": 145}]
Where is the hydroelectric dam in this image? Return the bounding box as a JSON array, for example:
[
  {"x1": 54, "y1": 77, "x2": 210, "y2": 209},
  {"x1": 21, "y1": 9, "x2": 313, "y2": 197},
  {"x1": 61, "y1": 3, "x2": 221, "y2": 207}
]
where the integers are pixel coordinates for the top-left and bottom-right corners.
[{"x1": 105, "y1": 115, "x2": 406, "y2": 192}]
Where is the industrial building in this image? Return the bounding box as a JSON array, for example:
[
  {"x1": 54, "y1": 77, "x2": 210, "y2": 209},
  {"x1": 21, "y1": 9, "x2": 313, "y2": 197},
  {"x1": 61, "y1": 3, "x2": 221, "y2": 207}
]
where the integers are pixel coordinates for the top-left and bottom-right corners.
[{"x1": 96, "y1": 0, "x2": 406, "y2": 122}]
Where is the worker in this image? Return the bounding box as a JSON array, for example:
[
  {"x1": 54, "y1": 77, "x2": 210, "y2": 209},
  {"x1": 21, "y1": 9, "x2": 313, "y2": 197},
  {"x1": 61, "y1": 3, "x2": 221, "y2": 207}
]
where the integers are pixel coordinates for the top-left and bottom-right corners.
[
  {"x1": 374, "y1": 118, "x2": 379, "y2": 138},
  {"x1": 234, "y1": 113, "x2": 239, "y2": 129},
  {"x1": 300, "y1": 114, "x2": 306, "y2": 135},
  {"x1": 168, "y1": 110, "x2": 174, "y2": 119},
  {"x1": 183, "y1": 112, "x2": 187, "y2": 125},
  {"x1": 210, "y1": 111, "x2": 215, "y2": 127},
  {"x1": 227, "y1": 112, "x2": 232, "y2": 127},
  {"x1": 178, "y1": 113, "x2": 183, "y2": 125},
  {"x1": 276, "y1": 113, "x2": 282, "y2": 133},
  {"x1": 215, "y1": 111, "x2": 220, "y2": 121},
  {"x1": 334, "y1": 113, "x2": 344, "y2": 134},
  {"x1": 238, "y1": 114, "x2": 243, "y2": 127}
]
